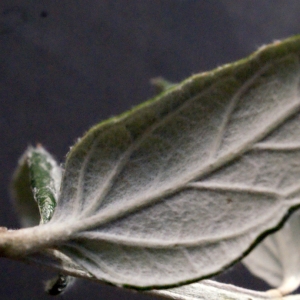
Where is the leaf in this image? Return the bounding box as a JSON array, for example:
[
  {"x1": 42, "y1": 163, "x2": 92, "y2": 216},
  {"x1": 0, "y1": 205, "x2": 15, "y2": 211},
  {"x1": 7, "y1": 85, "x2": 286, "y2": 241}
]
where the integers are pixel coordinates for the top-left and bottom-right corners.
[
  {"x1": 23, "y1": 250, "x2": 300, "y2": 299},
  {"x1": 243, "y1": 210, "x2": 300, "y2": 295},
  {"x1": 11, "y1": 149, "x2": 40, "y2": 227},
  {"x1": 47, "y1": 35, "x2": 300, "y2": 289},
  {"x1": 150, "y1": 280, "x2": 300, "y2": 300},
  {"x1": 16, "y1": 35, "x2": 300, "y2": 289},
  {"x1": 27, "y1": 145, "x2": 62, "y2": 224},
  {"x1": 11, "y1": 145, "x2": 62, "y2": 226},
  {"x1": 10, "y1": 146, "x2": 74, "y2": 295}
]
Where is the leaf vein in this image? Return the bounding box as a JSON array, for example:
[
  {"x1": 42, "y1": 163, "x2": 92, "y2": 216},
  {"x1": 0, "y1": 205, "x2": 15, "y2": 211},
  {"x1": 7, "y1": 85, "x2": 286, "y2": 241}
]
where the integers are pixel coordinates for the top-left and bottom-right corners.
[{"x1": 209, "y1": 64, "x2": 271, "y2": 160}]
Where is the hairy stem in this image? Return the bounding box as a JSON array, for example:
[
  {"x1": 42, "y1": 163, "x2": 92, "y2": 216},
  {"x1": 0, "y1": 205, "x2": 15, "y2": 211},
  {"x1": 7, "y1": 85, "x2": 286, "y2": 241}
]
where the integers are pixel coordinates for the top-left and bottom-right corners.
[{"x1": 0, "y1": 224, "x2": 68, "y2": 258}]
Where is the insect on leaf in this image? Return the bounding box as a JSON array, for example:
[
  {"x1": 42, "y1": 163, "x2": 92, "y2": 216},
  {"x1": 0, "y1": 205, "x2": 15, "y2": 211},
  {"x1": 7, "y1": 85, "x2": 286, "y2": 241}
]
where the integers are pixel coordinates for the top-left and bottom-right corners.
[{"x1": 22, "y1": 35, "x2": 300, "y2": 289}]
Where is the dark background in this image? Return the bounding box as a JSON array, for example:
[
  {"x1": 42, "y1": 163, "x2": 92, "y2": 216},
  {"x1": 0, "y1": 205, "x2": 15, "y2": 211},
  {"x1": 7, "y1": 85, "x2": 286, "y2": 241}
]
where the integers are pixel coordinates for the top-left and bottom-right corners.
[{"x1": 0, "y1": 1, "x2": 299, "y2": 299}]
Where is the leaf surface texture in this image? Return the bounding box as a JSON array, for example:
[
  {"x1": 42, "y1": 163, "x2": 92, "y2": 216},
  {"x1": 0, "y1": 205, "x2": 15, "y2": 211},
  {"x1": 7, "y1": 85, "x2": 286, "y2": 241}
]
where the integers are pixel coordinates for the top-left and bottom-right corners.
[{"x1": 48, "y1": 36, "x2": 300, "y2": 288}]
